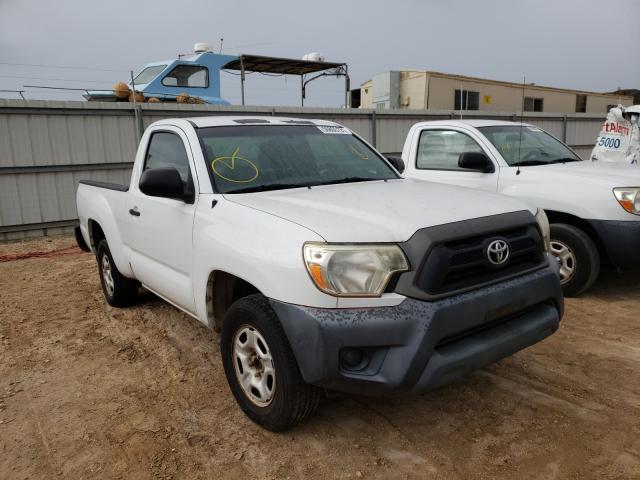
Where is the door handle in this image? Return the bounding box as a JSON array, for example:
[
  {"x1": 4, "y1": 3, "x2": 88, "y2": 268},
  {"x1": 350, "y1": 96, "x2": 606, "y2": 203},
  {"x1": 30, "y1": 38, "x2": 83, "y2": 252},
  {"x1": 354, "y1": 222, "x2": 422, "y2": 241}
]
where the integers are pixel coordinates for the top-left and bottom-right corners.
[{"x1": 129, "y1": 208, "x2": 140, "y2": 217}]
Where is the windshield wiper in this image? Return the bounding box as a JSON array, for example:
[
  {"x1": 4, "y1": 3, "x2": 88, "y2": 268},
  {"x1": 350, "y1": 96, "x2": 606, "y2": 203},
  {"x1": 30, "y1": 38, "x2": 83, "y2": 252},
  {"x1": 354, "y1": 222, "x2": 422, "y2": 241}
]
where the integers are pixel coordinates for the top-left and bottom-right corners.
[
  {"x1": 225, "y1": 183, "x2": 312, "y2": 194},
  {"x1": 510, "y1": 160, "x2": 550, "y2": 167},
  {"x1": 548, "y1": 157, "x2": 581, "y2": 164},
  {"x1": 313, "y1": 177, "x2": 381, "y2": 187},
  {"x1": 225, "y1": 177, "x2": 384, "y2": 194}
]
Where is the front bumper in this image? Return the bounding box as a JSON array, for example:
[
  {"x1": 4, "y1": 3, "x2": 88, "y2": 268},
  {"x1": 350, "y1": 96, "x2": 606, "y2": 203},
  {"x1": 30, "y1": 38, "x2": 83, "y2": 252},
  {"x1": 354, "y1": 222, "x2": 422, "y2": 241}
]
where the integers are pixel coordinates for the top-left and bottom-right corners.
[
  {"x1": 587, "y1": 219, "x2": 640, "y2": 267},
  {"x1": 271, "y1": 258, "x2": 563, "y2": 396}
]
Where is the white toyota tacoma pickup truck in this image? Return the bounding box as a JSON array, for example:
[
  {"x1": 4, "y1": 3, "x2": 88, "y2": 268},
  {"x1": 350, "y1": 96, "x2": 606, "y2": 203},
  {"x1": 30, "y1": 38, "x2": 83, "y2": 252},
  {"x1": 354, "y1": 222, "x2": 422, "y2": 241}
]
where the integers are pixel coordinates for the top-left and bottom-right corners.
[
  {"x1": 76, "y1": 116, "x2": 563, "y2": 430},
  {"x1": 394, "y1": 120, "x2": 640, "y2": 296}
]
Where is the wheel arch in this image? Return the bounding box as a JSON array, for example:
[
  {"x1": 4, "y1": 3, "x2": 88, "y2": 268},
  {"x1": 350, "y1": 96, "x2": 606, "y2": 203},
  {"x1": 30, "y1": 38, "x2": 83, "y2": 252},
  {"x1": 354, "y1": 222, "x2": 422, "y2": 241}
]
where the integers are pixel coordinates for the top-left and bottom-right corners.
[
  {"x1": 543, "y1": 210, "x2": 606, "y2": 261},
  {"x1": 85, "y1": 217, "x2": 134, "y2": 278},
  {"x1": 87, "y1": 218, "x2": 106, "y2": 252},
  {"x1": 206, "y1": 270, "x2": 263, "y2": 331}
]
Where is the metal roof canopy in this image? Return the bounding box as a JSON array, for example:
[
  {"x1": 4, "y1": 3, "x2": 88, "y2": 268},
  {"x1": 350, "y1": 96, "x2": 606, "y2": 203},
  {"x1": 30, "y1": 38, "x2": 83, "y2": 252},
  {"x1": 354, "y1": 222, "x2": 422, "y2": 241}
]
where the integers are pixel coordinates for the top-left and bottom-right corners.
[{"x1": 222, "y1": 54, "x2": 350, "y2": 107}]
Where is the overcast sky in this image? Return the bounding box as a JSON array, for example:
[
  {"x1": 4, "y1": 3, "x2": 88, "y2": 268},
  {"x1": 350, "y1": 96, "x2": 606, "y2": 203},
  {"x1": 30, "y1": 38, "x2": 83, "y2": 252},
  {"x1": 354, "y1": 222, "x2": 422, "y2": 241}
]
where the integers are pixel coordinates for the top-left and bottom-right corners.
[{"x1": 1, "y1": 0, "x2": 638, "y2": 106}]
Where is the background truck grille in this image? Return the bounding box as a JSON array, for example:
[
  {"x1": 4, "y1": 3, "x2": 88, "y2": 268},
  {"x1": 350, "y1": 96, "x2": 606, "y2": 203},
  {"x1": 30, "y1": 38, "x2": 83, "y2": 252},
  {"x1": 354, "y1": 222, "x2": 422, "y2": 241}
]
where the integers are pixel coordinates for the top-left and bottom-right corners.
[{"x1": 415, "y1": 225, "x2": 545, "y2": 295}]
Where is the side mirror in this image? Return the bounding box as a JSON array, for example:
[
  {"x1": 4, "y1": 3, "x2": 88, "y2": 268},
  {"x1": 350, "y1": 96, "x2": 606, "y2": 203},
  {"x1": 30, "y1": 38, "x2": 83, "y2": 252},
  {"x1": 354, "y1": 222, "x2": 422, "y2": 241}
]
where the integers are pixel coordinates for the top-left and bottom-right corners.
[
  {"x1": 139, "y1": 168, "x2": 188, "y2": 201},
  {"x1": 458, "y1": 152, "x2": 495, "y2": 173},
  {"x1": 386, "y1": 155, "x2": 405, "y2": 173}
]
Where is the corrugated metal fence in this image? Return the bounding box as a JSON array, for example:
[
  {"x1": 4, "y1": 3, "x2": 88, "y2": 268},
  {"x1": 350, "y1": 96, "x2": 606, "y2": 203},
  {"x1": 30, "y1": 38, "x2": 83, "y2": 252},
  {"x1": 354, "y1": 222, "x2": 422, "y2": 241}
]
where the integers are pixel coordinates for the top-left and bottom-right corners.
[{"x1": 0, "y1": 99, "x2": 604, "y2": 240}]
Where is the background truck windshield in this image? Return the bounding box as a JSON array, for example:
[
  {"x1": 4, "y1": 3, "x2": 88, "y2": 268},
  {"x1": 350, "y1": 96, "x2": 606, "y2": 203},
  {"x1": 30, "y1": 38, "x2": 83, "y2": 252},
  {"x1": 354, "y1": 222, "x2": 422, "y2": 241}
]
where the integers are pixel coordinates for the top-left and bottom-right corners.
[
  {"x1": 478, "y1": 125, "x2": 581, "y2": 165},
  {"x1": 197, "y1": 125, "x2": 399, "y2": 193}
]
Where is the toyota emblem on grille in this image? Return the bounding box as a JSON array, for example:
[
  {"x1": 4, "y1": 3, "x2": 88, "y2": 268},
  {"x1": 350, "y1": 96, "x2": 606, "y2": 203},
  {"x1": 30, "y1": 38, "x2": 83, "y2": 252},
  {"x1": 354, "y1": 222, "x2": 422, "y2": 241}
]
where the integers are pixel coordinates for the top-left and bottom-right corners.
[{"x1": 486, "y1": 239, "x2": 510, "y2": 265}]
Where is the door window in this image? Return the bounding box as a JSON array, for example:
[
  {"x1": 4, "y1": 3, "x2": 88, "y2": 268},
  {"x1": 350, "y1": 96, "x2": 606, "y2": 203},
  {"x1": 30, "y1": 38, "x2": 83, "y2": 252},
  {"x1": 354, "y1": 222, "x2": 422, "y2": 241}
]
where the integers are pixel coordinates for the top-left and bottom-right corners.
[
  {"x1": 161, "y1": 65, "x2": 208, "y2": 88},
  {"x1": 143, "y1": 132, "x2": 191, "y2": 184},
  {"x1": 416, "y1": 130, "x2": 485, "y2": 170}
]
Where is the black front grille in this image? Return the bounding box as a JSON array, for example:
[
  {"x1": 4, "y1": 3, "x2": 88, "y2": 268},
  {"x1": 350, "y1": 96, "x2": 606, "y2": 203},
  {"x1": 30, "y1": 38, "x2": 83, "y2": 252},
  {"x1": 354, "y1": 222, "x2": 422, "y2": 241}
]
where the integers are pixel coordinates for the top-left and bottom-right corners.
[{"x1": 416, "y1": 225, "x2": 545, "y2": 295}]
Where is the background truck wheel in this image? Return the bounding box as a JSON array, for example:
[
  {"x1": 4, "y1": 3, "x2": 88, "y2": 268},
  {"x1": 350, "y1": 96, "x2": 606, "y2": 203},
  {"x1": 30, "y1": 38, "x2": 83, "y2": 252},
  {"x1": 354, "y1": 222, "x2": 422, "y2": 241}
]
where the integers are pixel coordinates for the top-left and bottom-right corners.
[
  {"x1": 549, "y1": 223, "x2": 600, "y2": 296},
  {"x1": 96, "y1": 239, "x2": 139, "y2": 307},
  {"x1": 221, "y1": 294, "x2": 321, "y2": 431}
]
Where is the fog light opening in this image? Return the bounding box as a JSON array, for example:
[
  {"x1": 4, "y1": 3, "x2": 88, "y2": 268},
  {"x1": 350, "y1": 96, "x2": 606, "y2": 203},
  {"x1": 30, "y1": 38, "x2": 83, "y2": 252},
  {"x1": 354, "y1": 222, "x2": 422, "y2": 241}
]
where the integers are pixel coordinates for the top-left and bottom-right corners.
[{"x1": 340, "y1": 348, "x2": 369, "y2": 372}]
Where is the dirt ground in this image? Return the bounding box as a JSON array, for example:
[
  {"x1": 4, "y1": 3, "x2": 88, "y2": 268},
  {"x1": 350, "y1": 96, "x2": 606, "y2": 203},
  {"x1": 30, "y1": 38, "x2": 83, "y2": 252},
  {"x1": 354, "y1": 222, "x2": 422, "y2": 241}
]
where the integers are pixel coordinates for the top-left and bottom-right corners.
[{"x1": 0, "y1": 235, "x2": 638, "y2": 480}]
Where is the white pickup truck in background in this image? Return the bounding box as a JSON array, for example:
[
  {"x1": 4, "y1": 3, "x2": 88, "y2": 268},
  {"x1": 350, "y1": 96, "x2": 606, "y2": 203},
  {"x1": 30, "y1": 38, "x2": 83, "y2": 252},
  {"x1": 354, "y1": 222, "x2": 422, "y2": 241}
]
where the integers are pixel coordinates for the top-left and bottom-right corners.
[
  {"x1": 394, "y1": 120, "x2": 640, "y2": 296},
  {"x1": 76, "y1": 116, "x2": 562, "y2": 430}
]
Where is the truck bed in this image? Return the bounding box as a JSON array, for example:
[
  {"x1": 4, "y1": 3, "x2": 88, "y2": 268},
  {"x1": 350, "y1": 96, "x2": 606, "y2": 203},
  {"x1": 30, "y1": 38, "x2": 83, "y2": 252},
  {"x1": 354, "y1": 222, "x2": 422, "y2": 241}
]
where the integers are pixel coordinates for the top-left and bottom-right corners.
[{"x1": 79, "y1": 180, "x2": 129, "y2": 192}]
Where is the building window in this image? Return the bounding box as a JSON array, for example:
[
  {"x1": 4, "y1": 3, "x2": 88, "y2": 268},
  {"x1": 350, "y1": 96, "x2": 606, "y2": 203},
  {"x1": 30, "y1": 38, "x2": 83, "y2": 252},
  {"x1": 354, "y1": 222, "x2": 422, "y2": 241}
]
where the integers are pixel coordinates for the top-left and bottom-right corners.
[
  {"x1": 454, "y1": 90, "x2": 479, "y2": 110},
  {"x1": 576, "y1": 94, "x2": 587, "y2": 113},
  {"x1": 524, "y1": 97, "x2": 544, "y2": 112}
]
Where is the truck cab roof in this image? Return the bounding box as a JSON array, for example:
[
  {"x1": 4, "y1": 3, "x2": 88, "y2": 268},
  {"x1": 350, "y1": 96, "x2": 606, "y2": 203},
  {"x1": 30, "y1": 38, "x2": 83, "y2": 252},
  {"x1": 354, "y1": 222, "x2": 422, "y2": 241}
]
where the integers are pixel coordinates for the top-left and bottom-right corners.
[
  {"x1": 183, "y1": 116, "x2": 343, "y2": 128},
  {"x1": 410, "y1": 119, "x2": 534, "y2": 129}
]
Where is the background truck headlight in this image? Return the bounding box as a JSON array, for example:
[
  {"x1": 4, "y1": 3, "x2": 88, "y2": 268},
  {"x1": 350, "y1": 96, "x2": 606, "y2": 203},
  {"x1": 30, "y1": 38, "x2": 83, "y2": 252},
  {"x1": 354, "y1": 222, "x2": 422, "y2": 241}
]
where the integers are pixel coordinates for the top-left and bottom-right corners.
[
  {"x1": 303, "y1": 243, "x2": 409, "y2": 297},
  {"x1": 535, "y1": 209, "x2": 551, "y2": 252},
  {"x1": 613, "y1": 188, "x2": 640, "y2": 215}
]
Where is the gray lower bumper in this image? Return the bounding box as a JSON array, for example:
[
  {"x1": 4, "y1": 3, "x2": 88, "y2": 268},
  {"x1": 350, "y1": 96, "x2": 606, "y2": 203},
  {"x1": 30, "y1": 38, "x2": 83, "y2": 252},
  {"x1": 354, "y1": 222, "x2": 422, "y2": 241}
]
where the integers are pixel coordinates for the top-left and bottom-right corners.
[
  {"x1": 270, "y1": 259, "x2": 563, "y2": 396},
  {"x1": 587, "y1": 219, "x2": 640, "y2": 267}
]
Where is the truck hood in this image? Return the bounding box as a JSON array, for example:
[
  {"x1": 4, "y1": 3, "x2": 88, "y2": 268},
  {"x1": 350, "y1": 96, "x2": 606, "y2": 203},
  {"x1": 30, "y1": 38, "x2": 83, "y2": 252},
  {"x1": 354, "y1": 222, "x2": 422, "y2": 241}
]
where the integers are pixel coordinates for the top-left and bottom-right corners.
[
  {"x1": 224, "y1": 178, "x2": 534, "y2": 242},
  {"x1": 522, "y1": 160, "x2": 640, "y2": 186}
]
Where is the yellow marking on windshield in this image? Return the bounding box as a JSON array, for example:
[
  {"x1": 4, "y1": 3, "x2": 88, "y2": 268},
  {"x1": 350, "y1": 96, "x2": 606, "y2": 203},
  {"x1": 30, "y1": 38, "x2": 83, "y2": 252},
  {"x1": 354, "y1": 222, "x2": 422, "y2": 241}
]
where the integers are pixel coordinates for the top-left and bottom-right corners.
[
  {"x1": 211, "y1": 147, "x2": 259, "y2": 183},
  {"x1": 347, "y1": 144, "x2": 369, "y2": 160}
]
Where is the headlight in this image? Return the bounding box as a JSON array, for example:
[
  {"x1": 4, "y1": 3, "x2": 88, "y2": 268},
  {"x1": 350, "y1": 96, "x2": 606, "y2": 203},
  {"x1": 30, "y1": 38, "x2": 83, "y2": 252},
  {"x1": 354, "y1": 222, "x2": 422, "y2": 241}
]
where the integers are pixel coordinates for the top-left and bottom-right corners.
[
  {"x1": 303, "y1": 243, "x2": 409, "y2": 297},
  {"x1": 535, "y1": 209, "x2": 550, "y2": 252},
  {"x1": 613, "y1": 188, "x2": 640, "y2": 215}
]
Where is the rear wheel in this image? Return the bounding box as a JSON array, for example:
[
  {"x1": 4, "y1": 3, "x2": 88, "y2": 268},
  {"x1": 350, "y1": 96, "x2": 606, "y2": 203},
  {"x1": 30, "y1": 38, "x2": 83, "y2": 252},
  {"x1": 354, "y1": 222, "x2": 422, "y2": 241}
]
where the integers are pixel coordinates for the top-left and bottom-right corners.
[
  {"x1": 549, "y1": 223, "x2": 600, "y2": 296},
  {"x1": 220, "y1": 294, "x2": 321, "y2": 431},
  {"x1": 97, "y1": 239, "x2": 139, "y2": 307}
]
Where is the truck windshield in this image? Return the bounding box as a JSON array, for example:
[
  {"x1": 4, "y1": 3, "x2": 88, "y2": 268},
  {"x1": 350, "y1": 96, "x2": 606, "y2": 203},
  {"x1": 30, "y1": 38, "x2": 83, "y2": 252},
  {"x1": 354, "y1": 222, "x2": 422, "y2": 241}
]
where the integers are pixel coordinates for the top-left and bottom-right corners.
[
  {"x1": 197, "y1": 125, "x2": 400, "y2": 193},
  {"x1": 478, "y1": 125, "x2": 582, "y2": 166}
]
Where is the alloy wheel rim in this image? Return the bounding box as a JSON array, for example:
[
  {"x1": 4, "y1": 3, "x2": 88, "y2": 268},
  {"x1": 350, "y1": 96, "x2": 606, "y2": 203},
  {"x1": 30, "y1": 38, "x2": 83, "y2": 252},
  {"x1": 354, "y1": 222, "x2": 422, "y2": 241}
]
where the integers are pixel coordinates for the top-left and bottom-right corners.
[
  {"x1": 550, "y1": 240, "x2": 576, "y2": 285},
  {"x1": 101, "y1": 254, "x2": 115, "y2": 297},
  {"x1": 232, "y1": 325, "x2": 276, "y2": 407}
]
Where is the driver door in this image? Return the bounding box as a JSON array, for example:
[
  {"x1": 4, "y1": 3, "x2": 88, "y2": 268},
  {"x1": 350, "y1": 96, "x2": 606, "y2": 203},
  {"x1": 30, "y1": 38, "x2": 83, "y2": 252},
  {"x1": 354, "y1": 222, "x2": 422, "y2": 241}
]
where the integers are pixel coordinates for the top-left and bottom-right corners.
[
  {"x1": 409, "y1": 128, "x2": 499, "y2": 192},
  {"x1": 126, "y1": 127, "x2": 198, "y2": 314}
]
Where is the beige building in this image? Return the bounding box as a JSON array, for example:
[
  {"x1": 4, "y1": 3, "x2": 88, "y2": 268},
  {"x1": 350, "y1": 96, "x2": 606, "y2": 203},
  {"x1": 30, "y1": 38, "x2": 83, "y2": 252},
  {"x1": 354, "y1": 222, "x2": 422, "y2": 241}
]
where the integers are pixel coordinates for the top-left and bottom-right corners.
[{"x1": 359, "y1": 70, "x2": 633, "y2": 113}]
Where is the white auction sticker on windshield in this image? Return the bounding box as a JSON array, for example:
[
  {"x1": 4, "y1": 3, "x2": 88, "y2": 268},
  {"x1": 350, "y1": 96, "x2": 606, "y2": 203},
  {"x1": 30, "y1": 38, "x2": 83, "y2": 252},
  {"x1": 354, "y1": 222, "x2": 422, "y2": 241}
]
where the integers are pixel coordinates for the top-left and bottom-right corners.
[{"x1": 317, "y1": 125, "x2": 350, "y2": 134}]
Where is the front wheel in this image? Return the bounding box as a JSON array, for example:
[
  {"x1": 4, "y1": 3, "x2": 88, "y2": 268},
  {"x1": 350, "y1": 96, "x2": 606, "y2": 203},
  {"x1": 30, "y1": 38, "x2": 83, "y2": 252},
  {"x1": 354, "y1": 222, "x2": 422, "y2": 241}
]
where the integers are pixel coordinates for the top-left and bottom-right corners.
[
  {"x1": 220, "y1": 294, "x2": 321, "y2": 431},
  {"x1": 549, "y1": 223, "x2": 600, "y2": 296}
]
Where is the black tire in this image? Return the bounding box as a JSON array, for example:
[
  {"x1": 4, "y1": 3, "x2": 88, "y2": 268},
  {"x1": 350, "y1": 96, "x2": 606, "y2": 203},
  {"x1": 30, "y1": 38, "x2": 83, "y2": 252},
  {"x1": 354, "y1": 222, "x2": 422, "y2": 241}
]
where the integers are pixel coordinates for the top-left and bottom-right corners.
[
  {"x1": 96, "y1": 239, "x2": 139, "y2": 307},
  {"x1": 220, "y1": 294, "x2": 321, "y2": 431},
  {"x1": 549, "y1": 223, "x2": 600, "y2": 296}
]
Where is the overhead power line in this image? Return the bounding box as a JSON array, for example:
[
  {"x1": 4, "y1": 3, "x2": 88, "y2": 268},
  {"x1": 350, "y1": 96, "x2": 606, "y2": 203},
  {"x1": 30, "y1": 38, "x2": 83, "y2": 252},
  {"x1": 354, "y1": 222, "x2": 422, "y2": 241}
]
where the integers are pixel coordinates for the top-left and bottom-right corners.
[
  {"x1": 223, "y1": 41, "x2": 275, "y2": 51},
  {"x1": 0, "y1": 89, "x2": 25, "y2": 99},
  {"x1": 0, "y1": 61, "x2": 130, "y2": 72},
  {"x1": 0, "y1": 44, "x2": 275, "y2": 74},
  {"x1": 0, "y1": 74, "x2": 114, "y2": 84}
]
